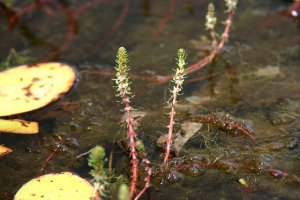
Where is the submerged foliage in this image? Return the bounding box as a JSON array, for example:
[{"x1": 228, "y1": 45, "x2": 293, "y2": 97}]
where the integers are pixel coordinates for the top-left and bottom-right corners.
[
  {"x1": 88, "y1": 145, "x2": 110, "y2": 197},
  {"x1": 118, "y1": 184, "x2": 130, "y2": 200}
]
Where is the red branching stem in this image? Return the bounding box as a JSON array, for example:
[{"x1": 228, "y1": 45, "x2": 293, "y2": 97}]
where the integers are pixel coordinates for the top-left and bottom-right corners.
[
  {"x1": 155, "y1": 0, "x2": 177, "y2": 35},
  {"x1": 175, "y1": 162, "x2": 225, "y2": 171},
  {"x1": 63, "y1": 0, "x2": 108, "y2": 53},
  {"x1": 134, "y1": 157, "x2": 151, "y2": 200},
  {"x1": 192, "y1": 116, "x2": 256, "y2": 141},
  {"x1": 41, "y1": 3, "x2": 58, "y2": 17},
  {"x1": 0, "y1": 0, "x2": 55, "y2": 29},
  {"x1": 121, "y1": 92, "x2": 139, "y2": 199},
  {"x1": 84, "y1": 0, "x2": 129, "y2": 59},
  {"x1": 5, "y1": 0, "x2": 109, "y2": 61},
  {"x1": 226, "y1": 119, "x2": 256, "y2": 141},
  {"x1": 163, "y1": 83, "x2": 181, "y2": 166},
  {"x1": 39, "y1": 148, "x2": 58, "y2": 172},
  {"x1": 59, "y1": 7, "x2": 77, "y2": 52},
  {"x1": 153, "y1": 10, "x2": 235, "y2": 85},
  {"x1": 75, "y1": 0, "x2": 107, "y2": 16},
  {"x1": 0, "y1": 2, "x2": 17, "y2": 29},
  {"x1": 15, "y1": 0, "x2": 54, "y2": 18},
  {"x1": 60, "y1": 0, "x2": 108, "y2": 54},
  {"x1": 217, "y1": 11, "x2": 233, "y2": 50}
]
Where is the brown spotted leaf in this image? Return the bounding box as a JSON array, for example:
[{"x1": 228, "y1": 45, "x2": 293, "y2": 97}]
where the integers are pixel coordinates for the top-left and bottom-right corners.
[{"x1": 0, "y1": 62, "x2": 76, "y2": 117}]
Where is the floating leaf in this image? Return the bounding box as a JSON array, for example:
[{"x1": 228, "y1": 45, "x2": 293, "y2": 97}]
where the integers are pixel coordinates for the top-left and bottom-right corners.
[
  {"x1": 0, "y1": 62, "x2": 77, "y2": 117},
  {"x1": 0, "y1": 119, "x2": 38, "y2": 134},
  {"x1": 0, "y1": 145, "x2": 12, "y2": 158},
  {"x1": 14, "y1": 172, "x2": 99, "y2": 200}
]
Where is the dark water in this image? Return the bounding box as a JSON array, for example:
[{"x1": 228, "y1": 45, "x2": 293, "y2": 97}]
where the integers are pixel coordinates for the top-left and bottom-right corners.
[{"x1": 0, "y1": 0, "x2": 300, "y2": 199}]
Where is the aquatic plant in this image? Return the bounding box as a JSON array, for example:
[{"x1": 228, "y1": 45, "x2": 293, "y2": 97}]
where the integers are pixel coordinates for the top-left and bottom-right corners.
[
  {"x1": 191, "y1": 112, "x2": 256, "y2": 141},
  {"x1": 118, "y1": 184, "x2": 130, "y2": 200},
  {"x1": 114, "y1": 47, "x2": 139, "y2": 199},
  {"x1": 205, "y1": 3, "x2": 217, "y2": 44},
  {"x1": 88, "y1": 145, "x2": 110, "y2": 198},
  {"x1": 155, "y1": 0, "x2": 177, "y2": 35},
  {"x1": 164, "y1": 48, "x2": 187, "y2": 166},
  {"x1": 0, "y1": 49, "x2": 33, "y2": 70},
  {"x1": 150, "y1": 0, "x2": 238, "y2": 84},
  {"x1": 134, "y1": 140, "x2": 151, "y2": 200},
  {"x1": 113, "y1": 47, "x2": 188, "y2": 198},
  {"x1": 111, "y1": 45, "x2": 254, "y2": 197}
]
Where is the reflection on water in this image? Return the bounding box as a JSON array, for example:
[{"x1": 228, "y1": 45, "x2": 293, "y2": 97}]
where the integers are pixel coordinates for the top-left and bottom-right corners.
[{"x1": 0, "y1": 0, "x2": 300, "y2": 199}]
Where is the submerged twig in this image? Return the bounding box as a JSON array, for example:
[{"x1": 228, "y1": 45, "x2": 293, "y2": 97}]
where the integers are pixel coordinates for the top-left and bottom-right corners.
[
  {"x1": 84, "y1": 0, "x2": 129, "y2": 59},
  {"x1": 39, "y1": 148, "x2": 58, "y2": 172},
  {"x1": 155, "y1": 0, "x2": 177, "y2": 35}
]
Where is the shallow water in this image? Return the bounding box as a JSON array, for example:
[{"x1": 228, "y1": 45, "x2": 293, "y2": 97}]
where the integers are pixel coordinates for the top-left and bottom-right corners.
[{"x1": 0, "y1": 0, "x2": 300, "y2": 199}]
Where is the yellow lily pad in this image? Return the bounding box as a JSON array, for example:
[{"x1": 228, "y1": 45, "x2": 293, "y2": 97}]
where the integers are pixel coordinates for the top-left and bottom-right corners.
[
  {"x1": 0, "y1": 62, "x2": 76, "y2": 117},
  {"x1": 0, "y1": 145, "x2": 13, "y2": 157},
  {"x1": 14, "y1": 172, "x2": 99, "y2": 200},
  {"x1": 0, "y1": 119, "x2": 38, "y2": 134}
]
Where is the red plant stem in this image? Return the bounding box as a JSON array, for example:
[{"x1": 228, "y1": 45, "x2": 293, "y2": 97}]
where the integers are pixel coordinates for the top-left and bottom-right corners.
[
  {"x1": 188, "y1": 10, "x2": 234, "y2": 75},
  {"x1": 0, "y1": 2, "x2": 18, "y2": 29},
  {"x1": 59, "y1": 7, "x2": 77, "y2": 52},
  {"x1": 84, "y1": 0, "x2": 129, "y2": 59},
  {"x1": 15, "y1": 0, "x2": 54, "y2": 18},
  {"x1": 64, "y1": 0, "x2": 107, "y2": 52},
  {"x1": 152, "y1": 10, "x2": 235, "y2": 84},
  {"x1": 3, "y1": 0, "x2": 75, "y2": 61},
  {"x1": 56, "y1": 0, "x2": 107, "y2": 57},
  {"x1": 134, "y1": 157, "x2": 151, "y2": 200},
  {"x1": 81, "y1": 10, "x2": 234, "y2": 85},
  {"x1": 41, "y1": 3, "x2": 58, "y2": 17},
  {"x1": 39, "y1": 148, "x2": 57, "y2": 172},
  {"x1": 121, "y1": 91, "x2": 139, "y2": 199},
  {"x1": 192, "y1": 116, "x2": 256, "y2": 141},
  {"x1": 4, "y1": 0, "x2": 107, "y2": 61},
  {"x1": 163, "y1": 82, "x2": 181, "y2": 166},
  {"x1": 155, "y1": 0, "x2": 176, "y2": 35},
  {"x1": 75, "y1": 0, "x2": 107, "y2": 16}
]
